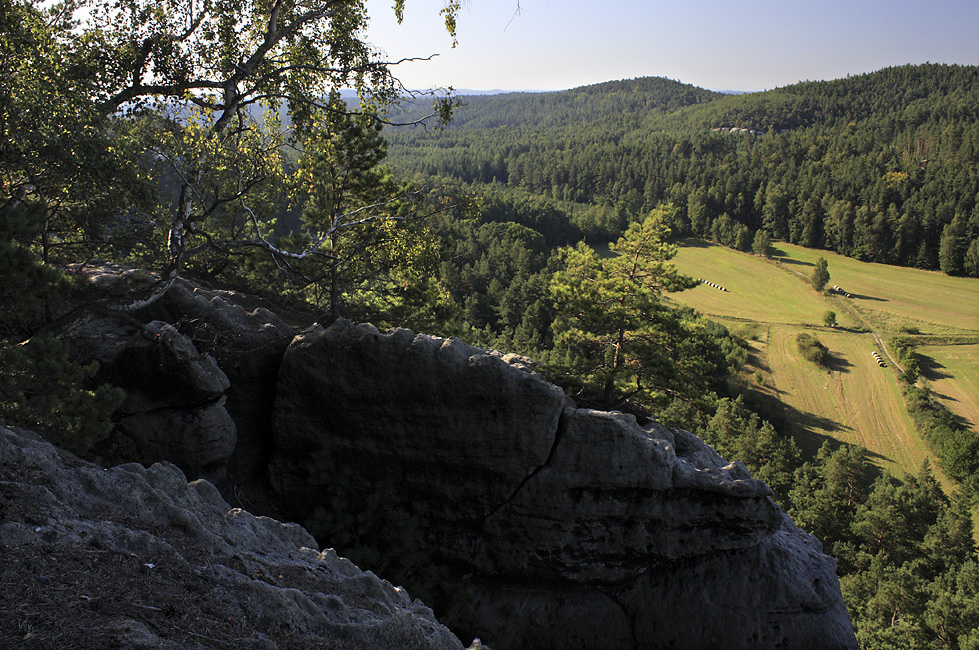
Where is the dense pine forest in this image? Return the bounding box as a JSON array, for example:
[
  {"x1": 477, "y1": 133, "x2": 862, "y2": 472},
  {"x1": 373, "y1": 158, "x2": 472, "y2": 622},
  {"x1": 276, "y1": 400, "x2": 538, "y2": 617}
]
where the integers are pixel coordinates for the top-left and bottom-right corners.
[
  {"x1": 386, "y1": 64, "x2": 979, "y2": 275},
  {"x1": 375, "y1": 66, "x2": 979, "y2": 649},
  {"x1": 2, "y1": 3, "x2": 977, "y2": 644}
]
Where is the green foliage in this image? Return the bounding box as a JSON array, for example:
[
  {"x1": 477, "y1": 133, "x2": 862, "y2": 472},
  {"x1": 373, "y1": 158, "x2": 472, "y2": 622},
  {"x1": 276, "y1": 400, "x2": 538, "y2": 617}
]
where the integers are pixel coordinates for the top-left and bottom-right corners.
[
  {"x1": 811, "y1": 257, "x2": 830, "y2": 291},
  {"x1": 548, "y1": 206, "x2": 707, "y2": 409},
  {"x1": 841, "y1": 469, "x2": 979, "y2": 649},
  {"x1": 1, "y1": 0, "x2": 149, "y2": 269},
  {"x1": 939, "y1": 214, "x2": 969, "y2": 275},
  {"x1": 0, "y1": 336, "x2": 125, "y2": 450},
  {"x1": 1, "y1": 0, "x2": 463, "y2": 436},
  {"x1": 796, "y1": 332, "x2": 830, "y2": 366},
  {"x1": 0, "y1": 218, "x2": 74, "y2": 339},
  {"x1": 784, "y1": 442, "x2": 979, "y2": 649},
  {"x1": 698, "y1": 396, "x2": 801, "y2": 502},
  {"x1": 752, "y1": 229, "x2": 772, "y2": 257},
  {"x1": 904, "y1": 385, "x2": 979, "y2": 482},
  {"x1": 788, "y1": 442, "x2": 870, "y2": 565},
  {"x1": 899, "y1": 356, "x2": 920, "y2": 385},
  {"x1": 387, "y1": 65, "x2": 979, "y2": 277},
  {"x1": 823, "y1": 310, "x2": 837, "y2": 328},
  {"x1": 271, "y1": 95, "x2": 453, "y2": 326},
  {"x1": 3, "y1": 0, "x2": 463, "y2": 312}
]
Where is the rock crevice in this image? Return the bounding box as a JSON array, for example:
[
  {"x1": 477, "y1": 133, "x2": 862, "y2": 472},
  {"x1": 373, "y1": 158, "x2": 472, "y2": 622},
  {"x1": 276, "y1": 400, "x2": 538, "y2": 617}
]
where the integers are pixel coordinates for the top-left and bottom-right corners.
[
  {"x1": 268, "y1": 320, "x2": 857, "y2": 650},
  {"x1": 47, "y1": 272, "x2": 857, "y2": 650}
]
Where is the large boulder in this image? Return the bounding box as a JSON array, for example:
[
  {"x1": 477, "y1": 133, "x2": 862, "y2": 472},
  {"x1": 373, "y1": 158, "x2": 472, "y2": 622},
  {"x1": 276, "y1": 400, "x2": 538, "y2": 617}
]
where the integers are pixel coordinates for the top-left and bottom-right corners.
[
  {"x1": 62, "y1": 266, "x2": 298, "y2": 485},
  {"x1": 135, "y1": 280, "x2": 298, "y2": 483},
  {"x1": 60, "y1": 312, "x2": 237, "y2": 481},
  {"x1": 269, "y1": 320, "x2": 858, "y2": 650},
  {"x1": 270, "y1": 321, "x2": 570, "y2": 526},
  {"x1": 0, "y1": 424, "x2": 482, "y2": 650}
]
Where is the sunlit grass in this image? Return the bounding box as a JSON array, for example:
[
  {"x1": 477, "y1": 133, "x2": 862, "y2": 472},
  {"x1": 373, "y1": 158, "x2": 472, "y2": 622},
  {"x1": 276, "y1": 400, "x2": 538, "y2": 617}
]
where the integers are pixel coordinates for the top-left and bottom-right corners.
[{"x1": 667, "y1": 238, "x2": 977, "y2": 488}]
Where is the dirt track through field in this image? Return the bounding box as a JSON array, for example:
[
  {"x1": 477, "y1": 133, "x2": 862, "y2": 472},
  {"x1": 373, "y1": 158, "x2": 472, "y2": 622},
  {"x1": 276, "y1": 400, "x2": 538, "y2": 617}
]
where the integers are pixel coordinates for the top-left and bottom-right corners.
[{"x1": 669, "y1": 239, "x2": 975, "y2": 488}]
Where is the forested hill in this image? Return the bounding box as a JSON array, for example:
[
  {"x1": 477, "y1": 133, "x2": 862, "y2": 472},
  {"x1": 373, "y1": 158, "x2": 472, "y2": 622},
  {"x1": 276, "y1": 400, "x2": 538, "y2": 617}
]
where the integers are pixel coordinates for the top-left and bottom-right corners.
[
  {"x1": 387, "y1": 76, "x2": 724, "y2": 130},
  {"x1": 385, "y1": 64, "x2": 979, "y2": 276},
  {"x1": 644, "y1": 63, "x2": 979, "y2": 132}
]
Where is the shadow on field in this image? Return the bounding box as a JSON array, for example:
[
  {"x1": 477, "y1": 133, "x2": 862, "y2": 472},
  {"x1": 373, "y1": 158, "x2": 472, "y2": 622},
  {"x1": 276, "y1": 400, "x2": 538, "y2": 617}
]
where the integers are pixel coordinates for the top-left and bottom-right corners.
[
  {"x1": 824, "y1": 351, "x2": 853, "y2": 373},
  {"x1": 776, "y1": 257, "x2": 813, "y2": 268},
  {"x1": 746, "y1": 352, "x2": 772, "y2": 373},
  {"x1": 743, "y1": 387, "x2": 887, "y2": 472},
  {"x1": 677, "y1": 237, "x2": 715, "y2": 249},
  {"x1": 917, "y1": 354, "x2": 954, "y2": 381},
  {"x1": 769, "y1": 248, "x2": 812, "y2": 266},
  {"x1": 834, "y1": 326, "x2": 870, "y2": 334},
  {"x1": 849, "y1": 293, "x2": 888, "y2": 302}
]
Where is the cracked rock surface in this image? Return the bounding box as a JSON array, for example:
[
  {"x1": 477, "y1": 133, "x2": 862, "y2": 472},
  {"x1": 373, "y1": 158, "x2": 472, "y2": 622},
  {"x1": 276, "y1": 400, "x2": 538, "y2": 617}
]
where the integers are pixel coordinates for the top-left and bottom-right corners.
[{"x1": 269, "y1": 320, "x2": 857, "y2": 650}]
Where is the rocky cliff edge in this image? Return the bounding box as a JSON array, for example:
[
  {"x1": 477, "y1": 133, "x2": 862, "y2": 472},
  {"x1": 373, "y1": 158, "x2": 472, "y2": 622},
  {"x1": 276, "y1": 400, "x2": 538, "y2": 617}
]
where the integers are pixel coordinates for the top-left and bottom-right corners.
[
  {"x1": 28, "y1": 267, "x2": 858, "y2": 650},
  {"x1": 0, "y1": 424, "x2": 483, "y2": 650},
  {"x1": 269, "y1": 320, "x2": 858, "y2": 650}
]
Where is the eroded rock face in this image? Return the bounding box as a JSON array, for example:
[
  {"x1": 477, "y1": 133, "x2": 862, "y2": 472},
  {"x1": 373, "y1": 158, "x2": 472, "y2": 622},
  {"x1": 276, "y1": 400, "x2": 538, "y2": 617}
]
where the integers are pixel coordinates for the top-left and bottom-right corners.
[
  {"x1": 270, "y1": 321, "x2": 570, "y2": 527},
  {"x1": 137, "y1": 280, "x2": 297, "y2": 482},
  {"x1": 0, "y1": 424, "x2": 478, "y2": 650},
  {"x1": 269, "y1": 320, "x2": 857, "y2": 650},
  {"x1": 62, "y1": 267, "x2": 297, "y2": 484},
  {"x1": 50, "y1": 268, "x2": 857, "y2": 649}
]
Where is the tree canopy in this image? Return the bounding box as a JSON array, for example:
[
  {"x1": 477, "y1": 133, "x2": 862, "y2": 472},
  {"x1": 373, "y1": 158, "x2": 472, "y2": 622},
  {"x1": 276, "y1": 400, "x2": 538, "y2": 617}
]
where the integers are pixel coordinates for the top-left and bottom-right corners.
[
  {"x1": 0, "y1": 0, "x2": 461, "y2": 437},
  {"x1": 386, "y1": 65, "x2": 979, "y2": 277},
  {"x1": 548, "y1": 205, "x2": 714, "y2": 409},
  {"x1": 1, "y1": 0, "x2": 462, "y2": 312}
]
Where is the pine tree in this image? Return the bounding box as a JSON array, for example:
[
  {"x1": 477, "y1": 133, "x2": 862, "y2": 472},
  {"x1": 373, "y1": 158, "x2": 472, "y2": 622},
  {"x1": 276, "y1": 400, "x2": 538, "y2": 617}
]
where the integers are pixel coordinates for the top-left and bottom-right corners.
[{"x1": 549, "y1": 204, "x2": 699, "y2": 408}]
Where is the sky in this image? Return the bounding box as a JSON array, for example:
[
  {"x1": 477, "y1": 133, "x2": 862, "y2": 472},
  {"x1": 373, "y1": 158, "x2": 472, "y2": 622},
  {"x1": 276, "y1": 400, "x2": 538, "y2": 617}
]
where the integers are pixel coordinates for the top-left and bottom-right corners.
[{"x1": 365, "y1": 0, "x2": 979, "y2": 93}]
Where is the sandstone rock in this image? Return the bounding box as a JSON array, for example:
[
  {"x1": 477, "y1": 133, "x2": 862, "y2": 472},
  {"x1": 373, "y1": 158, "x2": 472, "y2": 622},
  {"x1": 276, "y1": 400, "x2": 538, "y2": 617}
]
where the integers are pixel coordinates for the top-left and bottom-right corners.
[
  {"x1": 478, "y1": 407, "x2": 781, "y2": 583},
  {"x1": 449, "y1": 510, "x2": 853, "y2": 650},
  {"x1": 49, "y1": 269, "x2": 857, "y2": 649},
  {"x1": 68, "y1": 318, "x2": 238, "y2": 481},
  {"x1": 137, "y1": 280, "x2": 297, "y2": 483},
  {"x1": 62, "y1": 269, "x2": 297, "y2": 484},
  {"x1": 0, "y1": 424, "x2": 477, "y2": 650},
  {"x1": 114, "y1": 320, "x2": 230, "y2": 404},
  {"x1": 115, "y1": 397, "x2": 236, "y2": 476},
  {"x1": 271, "y1": 320, "x2": 570, "y2": 525},
  {"x1": 268, "y1": 320, "x2": 857, "y2": 650}
]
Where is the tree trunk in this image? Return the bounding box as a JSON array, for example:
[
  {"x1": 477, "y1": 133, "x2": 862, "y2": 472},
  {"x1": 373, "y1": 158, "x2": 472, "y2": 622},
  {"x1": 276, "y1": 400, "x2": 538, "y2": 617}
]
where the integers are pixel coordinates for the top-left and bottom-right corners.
[{"x1": 603, "y1": 325, "x2": 625, "y2": 407}]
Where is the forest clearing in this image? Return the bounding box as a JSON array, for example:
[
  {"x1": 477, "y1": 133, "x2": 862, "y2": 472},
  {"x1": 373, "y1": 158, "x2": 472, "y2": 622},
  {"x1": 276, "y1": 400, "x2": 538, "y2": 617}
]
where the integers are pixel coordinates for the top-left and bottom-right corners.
[{"x1": 668, "y1": 239, "x2": 979, "y2": 485}]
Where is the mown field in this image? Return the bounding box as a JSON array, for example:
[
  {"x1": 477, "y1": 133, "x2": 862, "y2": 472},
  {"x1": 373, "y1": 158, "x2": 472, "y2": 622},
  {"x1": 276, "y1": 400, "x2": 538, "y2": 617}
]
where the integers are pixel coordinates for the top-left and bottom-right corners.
[
  {"x1": 768, "y1": 243, "x2": 979, "y2": 335},
  {"x1": 761, "y1": 327, "x2": 934, "y2": 476},
  {"x1": 917, "y1": 344, "x2": 979, "y2": 432},
  {"x1": 668, "y1": 239, "x2": 979, "y2": 485}
]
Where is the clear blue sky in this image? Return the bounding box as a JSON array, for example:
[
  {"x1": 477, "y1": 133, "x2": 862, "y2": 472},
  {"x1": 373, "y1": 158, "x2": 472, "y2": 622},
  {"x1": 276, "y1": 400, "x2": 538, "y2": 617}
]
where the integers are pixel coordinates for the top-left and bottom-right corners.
[{"x1": 365, "y1": 0, "x2": 979, "y2": 92}]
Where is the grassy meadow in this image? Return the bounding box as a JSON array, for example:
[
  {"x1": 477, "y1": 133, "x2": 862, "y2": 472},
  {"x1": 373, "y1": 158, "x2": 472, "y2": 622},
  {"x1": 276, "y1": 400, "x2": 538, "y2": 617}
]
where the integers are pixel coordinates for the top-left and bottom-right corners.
[
  {"x1": 768, "y1": 243, "x2": 979, "y2": 335},
  {"x1": 917, "y1": 344, "x2": 979, "y2": 432},
  {"x1": 668, "y1": 239, "x2": 979, "y2": 485}
]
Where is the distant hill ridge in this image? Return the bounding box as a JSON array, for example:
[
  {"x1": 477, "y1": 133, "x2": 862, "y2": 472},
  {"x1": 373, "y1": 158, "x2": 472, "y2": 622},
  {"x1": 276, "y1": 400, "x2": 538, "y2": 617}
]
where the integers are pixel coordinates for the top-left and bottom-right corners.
[
  {"x1": 386, "y1": 76, "x2": 723, "y2": 130},
  {"x1": 390, "y1": 63, "x2": 979, "y2": 133},
  {"x1": 385, "y1": 63, "x2": 979, "y2": 277}
]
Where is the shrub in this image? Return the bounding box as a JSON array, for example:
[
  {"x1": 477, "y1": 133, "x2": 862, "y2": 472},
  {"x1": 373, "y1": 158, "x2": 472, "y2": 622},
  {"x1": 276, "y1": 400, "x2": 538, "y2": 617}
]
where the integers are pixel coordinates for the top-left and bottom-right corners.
[
  {"x1": 904, "y1": 385, "x2": 979, "y2": 482},
  {"x1": 796, "y1": 332, "x2": 829, "y2": 366},
  {"x1": 0, "y1": 336, "x2": 125, "y2": 451},
  {"x1": 811, "y1": 257, "x2": 830, "y2": 291}
]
